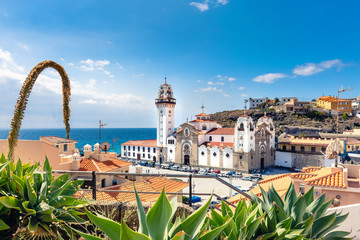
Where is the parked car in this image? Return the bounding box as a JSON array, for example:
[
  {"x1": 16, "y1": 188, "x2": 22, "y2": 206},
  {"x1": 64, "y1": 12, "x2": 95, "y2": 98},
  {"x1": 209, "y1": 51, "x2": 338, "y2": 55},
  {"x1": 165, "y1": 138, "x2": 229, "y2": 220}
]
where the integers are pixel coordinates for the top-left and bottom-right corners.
[
  {"x1": 183, "y1": 166, "x2": 191, "y2": 172},
  {"x1": 252, "y1": 174, "x2": 262, "y2": 180},
  {"x1": 226, "y1": 171, "x2": 235, "y2": 177},
  {"x1": 212, "y1": 169, "x2": 220, "y2": 174},
  {"x1": 155, "y1": 163, "x2": 161, "y2": 168},
  {"x1": 199, "y1": 169, "x2": 208, "y2": 175},
  {"x1": 234, "y1": 173, "x2": 243, "y2": 178},
  {"x1": 148, "y1": 162, "x2": 155, "y2": 167},
  {"x1": 242, "y1": 176, "x2": 252, "y2": 181},
  {"x1": 171, "y1": 165, "x2": 180, "y2": 171},
  {"x1": 139, "y1": 161, "x2": 148, "y2": 166},
  {"x1": 219, "y1": 173, "x2": 227, "y2": 178},
  {"x1": 192, "y1": 167, "x2": 200, "y2": 173},
  {"x1": 162, "y1": 164, "x2": 171, "y2": 169}
]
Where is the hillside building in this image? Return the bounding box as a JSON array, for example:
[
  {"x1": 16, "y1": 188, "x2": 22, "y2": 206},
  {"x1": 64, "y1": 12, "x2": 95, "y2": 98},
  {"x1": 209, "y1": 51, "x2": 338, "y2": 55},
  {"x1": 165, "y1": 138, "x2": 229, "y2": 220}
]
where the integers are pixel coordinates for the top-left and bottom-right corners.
[{"x1": 316, "y1": 95, "x2": 352, "y2": 115}]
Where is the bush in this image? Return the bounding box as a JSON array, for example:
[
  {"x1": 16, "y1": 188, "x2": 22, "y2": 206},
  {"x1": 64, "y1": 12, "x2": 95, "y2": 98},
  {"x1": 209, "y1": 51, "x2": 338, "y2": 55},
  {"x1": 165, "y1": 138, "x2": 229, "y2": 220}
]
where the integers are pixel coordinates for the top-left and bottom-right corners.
[{"x1": 0, "y1": 154, "x2": 88, "y2": 239}]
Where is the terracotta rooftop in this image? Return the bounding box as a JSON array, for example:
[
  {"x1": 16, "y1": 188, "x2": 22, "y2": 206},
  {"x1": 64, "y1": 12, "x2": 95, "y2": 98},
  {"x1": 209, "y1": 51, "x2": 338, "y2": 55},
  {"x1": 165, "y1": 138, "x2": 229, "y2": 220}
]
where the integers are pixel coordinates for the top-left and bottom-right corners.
[
  {"x1": 121, "y1": 139, "x2": 157, "y2": 147},
  {"x1": 195, "y1": 112, "x2": 210, "y2": 117},
  {"x1": 79, "y1": 157, "x2": 132, "y2": 172},
  {"x1": 190, "y1": 119, "x2": 217, "y2": 123},
  {"x1": 317, "y1": 96, "x2": 348, "y2": 102},
  {"x1": 304, "y1": 170, "x2": 346, "y2": 188},
  {"x1": 206, "y1": 128, "x2": 235, "y2": 135},
  {"x1": 78, "y1": 177, "x2": 188, "y2": 203},
  {"x1": 40, "y1": 136, "x2": 77, "y2": 144},
  {"x1": 201, "y1": 141, "x2": 234, "y2": 148}
]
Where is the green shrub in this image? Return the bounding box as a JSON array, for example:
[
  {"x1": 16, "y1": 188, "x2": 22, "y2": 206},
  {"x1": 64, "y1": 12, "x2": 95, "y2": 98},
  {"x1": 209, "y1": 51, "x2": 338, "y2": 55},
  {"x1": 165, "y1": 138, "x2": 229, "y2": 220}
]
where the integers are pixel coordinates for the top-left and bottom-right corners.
[
  {"x1": 0, "y1": 154, "x2": 88, "y2": 239},
  {"x1": 75, "y1": 189, "x2": 230, "y2": 240}
]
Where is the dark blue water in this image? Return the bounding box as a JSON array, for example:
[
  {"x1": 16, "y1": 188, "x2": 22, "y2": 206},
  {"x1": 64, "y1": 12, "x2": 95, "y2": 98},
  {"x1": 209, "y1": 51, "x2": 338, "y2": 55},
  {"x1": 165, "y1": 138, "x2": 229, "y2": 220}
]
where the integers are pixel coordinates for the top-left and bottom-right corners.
[{"x1": 0, "y1": 128, "x2": 156, "y2": 154}]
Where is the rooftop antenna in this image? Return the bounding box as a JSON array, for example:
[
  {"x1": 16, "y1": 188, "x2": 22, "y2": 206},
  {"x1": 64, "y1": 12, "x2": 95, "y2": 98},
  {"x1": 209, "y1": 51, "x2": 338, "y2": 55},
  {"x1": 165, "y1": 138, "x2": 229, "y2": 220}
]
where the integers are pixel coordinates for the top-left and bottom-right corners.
[{"x1": 99, "y1": 120, "x2": 107, "y2": 144}]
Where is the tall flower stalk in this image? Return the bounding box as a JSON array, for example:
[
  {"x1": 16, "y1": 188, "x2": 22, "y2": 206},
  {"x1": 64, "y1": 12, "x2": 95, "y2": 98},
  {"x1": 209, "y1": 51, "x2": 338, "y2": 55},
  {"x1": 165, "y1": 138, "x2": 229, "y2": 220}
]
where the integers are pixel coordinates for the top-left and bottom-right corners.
[{"x1": 7, "y1": 60, "x2": 71, "y2": 160}]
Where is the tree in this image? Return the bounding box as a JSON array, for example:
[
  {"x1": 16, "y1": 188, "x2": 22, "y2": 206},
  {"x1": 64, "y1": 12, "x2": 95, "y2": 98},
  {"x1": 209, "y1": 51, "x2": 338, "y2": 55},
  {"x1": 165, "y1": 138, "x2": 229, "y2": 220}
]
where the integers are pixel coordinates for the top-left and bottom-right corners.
[
  {"x1": 7, "y1": 60, "x2": 71, "y2": 160},
  {"x1": 244, "y1": 99, "x2": 248, "y2": 109},
  {"x1": 274, "y1": 97, "x2": 280, "y2": 105}
]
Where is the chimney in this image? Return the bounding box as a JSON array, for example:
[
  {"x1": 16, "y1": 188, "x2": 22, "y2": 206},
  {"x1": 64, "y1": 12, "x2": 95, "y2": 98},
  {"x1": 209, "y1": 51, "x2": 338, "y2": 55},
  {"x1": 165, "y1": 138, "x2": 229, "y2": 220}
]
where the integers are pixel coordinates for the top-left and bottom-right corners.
[
  {"x1": 84, "y1": 144, "x2": 92, "y2": 158},
  {"x1": 71, "y1": 153, "x2": 81, "y2": 170}
]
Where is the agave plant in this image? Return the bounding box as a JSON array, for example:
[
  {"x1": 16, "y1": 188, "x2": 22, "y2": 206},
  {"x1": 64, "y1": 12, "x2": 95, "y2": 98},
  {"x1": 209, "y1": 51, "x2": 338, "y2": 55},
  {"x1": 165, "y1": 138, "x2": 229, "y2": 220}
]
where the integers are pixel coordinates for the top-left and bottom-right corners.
[
  {"x1": 74, "y1": 188, "x2": 230, "y2": 240},
  {"x1": 250, "y1": 183, "x2": 351, "y2": 239},
  {"x1": 206, "y1": 183, "x2": 352, "y2": 240},
  {"x1": 0, "y1": 154, "x2": 87, "y2": 239}
]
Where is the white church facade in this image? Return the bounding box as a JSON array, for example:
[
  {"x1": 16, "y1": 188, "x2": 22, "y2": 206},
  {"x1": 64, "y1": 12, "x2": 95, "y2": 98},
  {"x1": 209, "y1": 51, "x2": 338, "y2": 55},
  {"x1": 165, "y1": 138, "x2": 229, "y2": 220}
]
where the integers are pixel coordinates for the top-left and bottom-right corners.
[{"x1": 121, "y1": 80, "x2": 276, "y2": 171}]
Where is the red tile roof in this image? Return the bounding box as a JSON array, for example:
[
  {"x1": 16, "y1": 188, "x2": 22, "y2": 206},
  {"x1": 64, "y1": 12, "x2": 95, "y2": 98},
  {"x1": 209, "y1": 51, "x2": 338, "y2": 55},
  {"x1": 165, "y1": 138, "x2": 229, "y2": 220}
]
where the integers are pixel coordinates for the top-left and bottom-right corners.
[
  {"x1": 190, "y1": 119, "x2": 217, "y2": 123},
  {"x1": 79, "y1": 157, "x2": 132, "y2": 172},
  {"x1": 206, "y1": 128, "x2": 234, "y2": 135},
  {"x1": 304, "y1": 170, "x2": 345, "y2": 188},
  {"x1": 121, "y1": 139, "x2": 157, "y2": 147},
  {"x1": 195, "y1": 113, "x2": 210, "y2": 117},
  {"x1": 78, "y1": 177, "x2": 188, "y2": 203}
]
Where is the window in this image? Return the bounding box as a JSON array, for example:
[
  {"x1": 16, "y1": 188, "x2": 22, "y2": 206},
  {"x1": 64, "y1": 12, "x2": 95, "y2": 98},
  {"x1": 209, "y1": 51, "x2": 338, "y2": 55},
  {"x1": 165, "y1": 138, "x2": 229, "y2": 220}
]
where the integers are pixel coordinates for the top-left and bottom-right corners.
[
  {"x1": 321, "y1": 147, "x2": 326, "y2": 152},
  {"x1": 143, "y1": 147, "x2": 145, "y2": 152},
  {"x1": 148, "y1": 147, "x2": 150, "y2": 152},
  {"x1": 170, "y1": 149, "x2": 173, "y2": 153},
  {"x1": 133, "y1": 152, "x2": 135, "y2": 157},
  {"x1": 63, "y1": 144, "x2": 68, "y2": 152},
  {"x1": 138, "y1": 147, "x2": 140, "y2": 151},
  {"x1": 311, "y1": 147, "x2": 316, "y2": 152},
  {"x1": 240, "y1": 155, "x2": 243, "y2": 159},
  {"x1": 133, "y1": 146, "x2": 135, "y2": 151},
  {"x1": 153, "y1": 148, "x2": 156, "y2": 153},
  {"x1": 282, "y1": 145, "x2": 286, "y2": 151},
  {"x1": 143, "y1": 153, "x2": 145, "y2": 158},
  {"x1": 291, "y1": 146, "x2": 295, "y2": 152},
  {"x1": 251, "y1": 156, "x2": 253, "y2": 159},
  {"x1": 128, "y1": 152, "x2": 130, "y2": 156},
  {"x1": 226, "y1": 153, "x2": 230, "y2": 158},
  {"x1": 301, "y1": 146, "x2": 305, "y2": 152},
  {"x1": 148, "y1": 154, "x2": 150, "y2": 158},
  {"x1": 345, "y1": 102, "x2": 349, "y2": 104},
  {"x1": 340, "y1": 102, "x2": 343, "y2": 105},
  {"x1": 238, "y1": 123, "x2": 244, "y2": 131},
  {"x1": 201, "y1": 151, "x2": 205, "y2": 156},
  {"x1": 213, "y1": 152, "x2": 217, "y2": 157},
  {"x1": 56, "y1": 145, "x2": 59, "y2": 148},
  {"x1": 209, "y1": 136, "x2": 212, "y2": 141},
  {"x1": 123, "y1": 146, "x2": 126, "y2": 150},
  {"x1": 169, "y1": 110, "x2": 171, "y2": 113},
  {"x1": 202, "y1": 125, "x2": 207, "y2": 130},
  {"x1": 221, "y1": 136, "x2": 224, "y2": 142}
]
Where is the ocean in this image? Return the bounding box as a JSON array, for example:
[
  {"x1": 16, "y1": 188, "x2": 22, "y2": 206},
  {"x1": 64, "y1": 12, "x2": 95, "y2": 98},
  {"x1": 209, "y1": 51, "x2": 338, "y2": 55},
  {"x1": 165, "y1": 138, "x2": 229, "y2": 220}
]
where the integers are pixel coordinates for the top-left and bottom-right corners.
[{"x1": 0, "y1": 128, "x2": 156, "y2": 154}]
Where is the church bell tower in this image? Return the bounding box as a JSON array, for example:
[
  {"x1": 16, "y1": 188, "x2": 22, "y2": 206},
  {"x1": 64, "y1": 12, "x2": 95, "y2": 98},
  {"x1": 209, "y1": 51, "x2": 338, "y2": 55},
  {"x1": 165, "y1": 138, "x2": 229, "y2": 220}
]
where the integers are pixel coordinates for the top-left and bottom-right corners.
[{"x1": 155, "y1": 77, "x2": 176, "y2": 146}]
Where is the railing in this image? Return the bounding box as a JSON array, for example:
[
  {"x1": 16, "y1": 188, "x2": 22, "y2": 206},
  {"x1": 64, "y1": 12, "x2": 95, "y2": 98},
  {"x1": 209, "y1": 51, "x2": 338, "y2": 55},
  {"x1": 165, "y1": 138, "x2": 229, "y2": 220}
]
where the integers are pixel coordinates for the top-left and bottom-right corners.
[{"x1": 52, "y1": 170, "x2": 252, "y2": 207}]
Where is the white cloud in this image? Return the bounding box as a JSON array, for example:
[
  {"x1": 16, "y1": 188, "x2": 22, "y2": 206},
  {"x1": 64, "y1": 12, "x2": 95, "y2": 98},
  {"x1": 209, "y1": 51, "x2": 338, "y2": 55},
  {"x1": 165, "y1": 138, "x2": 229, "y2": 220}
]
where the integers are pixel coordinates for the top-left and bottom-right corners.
[
  {"x1": 238, "y1": 86, "x2": 245, "y2": 90},
  {"x1": 228, "y1": 77, "x2": 236, "y2": 82},
  {"x1": 253, "y1": 73, "x2": 287, "y2": 83},
  {"x1": 0, "y1": 48, "x2": 24, "y2": 72},
  {"x1": 60, "y1": 58, "x2": 65, "y2": 61},
  {"x1": 17, "y1": 43, "x2": 29, "y2": 51},
  {"x1": 80, "y1": 59, "x2": 110, "y2": 71},
  {"x1": 0, "y1": 48, "x2": 151, "y2": 110},
  {"x1": 292, "y1": 59, "x2": 343, "y2": 76},
  {"x1": 207, "y1": 81, "x2": 224, "y2": 86},
  {"x1": 79, "y1": 99, "x2": 98, "y2": 104},
  {"x1": 132, "y1": 73, "x2": 144, "y2": 78},
  {"x1": 217, "y1": 0, "x2": 229, "y2": 5},
  {"x1": 197, "y1": 86, "x2": 230, "y2": 98},
  {"x1": 241, "y1": 93, "x2": 248, "y2": 97},
  {"x1": 196, "y1": 80, "x2": 201, "y2": 83},
  {"x1": 190, "y1": 1, "x2": 209, "y2": 12}
]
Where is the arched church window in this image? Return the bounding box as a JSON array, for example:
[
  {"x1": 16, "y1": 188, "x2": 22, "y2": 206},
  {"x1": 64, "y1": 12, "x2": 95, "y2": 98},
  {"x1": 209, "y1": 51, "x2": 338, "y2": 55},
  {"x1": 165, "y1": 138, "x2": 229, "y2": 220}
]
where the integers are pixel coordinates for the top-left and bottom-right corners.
[
  {"x1": 202, "y1": 125, "x2": 207, "y2": 130},
  {"x1": 238, "y1": 123, "x2": 244, "y2": 131},
  {"x1": 221, "y1": 136, "x2": 224, "y2": 142},
  {"x1": 209, "y1": 136, "x2": 212, "y2": 141},
  {"x1": 250, "y1": 124, "x2": 254, "y2": 131}
]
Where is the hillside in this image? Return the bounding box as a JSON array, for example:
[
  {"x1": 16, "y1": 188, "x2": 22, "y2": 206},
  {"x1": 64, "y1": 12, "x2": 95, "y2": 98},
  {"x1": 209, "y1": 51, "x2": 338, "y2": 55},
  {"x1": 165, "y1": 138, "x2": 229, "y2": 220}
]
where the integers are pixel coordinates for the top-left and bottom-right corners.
[{"x1": 210, "y1": 109, "x2": 360, "y2": 136}]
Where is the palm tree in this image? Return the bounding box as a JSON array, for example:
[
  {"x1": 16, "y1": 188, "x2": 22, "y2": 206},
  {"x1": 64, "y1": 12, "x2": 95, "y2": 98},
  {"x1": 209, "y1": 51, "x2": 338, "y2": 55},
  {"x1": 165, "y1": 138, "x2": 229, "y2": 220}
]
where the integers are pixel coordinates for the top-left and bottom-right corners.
[
  {"x1": 244, "y1": 99, "x2": 248, "y2": 109},
  {"x1": 7, "y1": 60, "x2": 71, "y2": 160}
]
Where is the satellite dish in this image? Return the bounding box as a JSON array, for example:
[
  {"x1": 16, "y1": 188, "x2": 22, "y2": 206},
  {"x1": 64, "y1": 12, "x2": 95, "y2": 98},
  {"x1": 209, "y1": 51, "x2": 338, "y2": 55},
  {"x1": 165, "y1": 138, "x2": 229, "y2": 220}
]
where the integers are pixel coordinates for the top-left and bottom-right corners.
[
  {"x1": 100, "y1": 142, "x2": 111, "y2": 153},
  {"x1": 325, "y1": 139, "x2": 342, "y2": 159}
]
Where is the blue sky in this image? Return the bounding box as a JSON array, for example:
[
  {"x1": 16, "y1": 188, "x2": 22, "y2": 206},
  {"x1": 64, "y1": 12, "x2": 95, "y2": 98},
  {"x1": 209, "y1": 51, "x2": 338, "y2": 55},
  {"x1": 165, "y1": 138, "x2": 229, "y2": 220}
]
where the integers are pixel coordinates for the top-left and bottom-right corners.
[{"x1": 0, "y1": 0, "x2": 359, "y2": 128}]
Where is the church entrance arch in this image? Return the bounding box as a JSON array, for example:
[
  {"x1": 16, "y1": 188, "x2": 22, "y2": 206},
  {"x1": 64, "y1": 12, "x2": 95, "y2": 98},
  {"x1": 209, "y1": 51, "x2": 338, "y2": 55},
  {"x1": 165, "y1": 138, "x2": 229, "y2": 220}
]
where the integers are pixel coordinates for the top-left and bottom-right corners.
[{"x1": 184, "y1": 155, "x2": 190, "y2": 165}]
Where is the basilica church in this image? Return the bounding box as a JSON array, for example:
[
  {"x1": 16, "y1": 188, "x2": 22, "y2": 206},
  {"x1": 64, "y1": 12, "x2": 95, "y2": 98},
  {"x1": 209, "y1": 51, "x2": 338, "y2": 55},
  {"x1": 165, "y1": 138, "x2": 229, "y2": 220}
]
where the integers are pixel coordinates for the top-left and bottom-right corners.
[{"x1": 121, "y1": 80, "x2": 276, "y2": 171}]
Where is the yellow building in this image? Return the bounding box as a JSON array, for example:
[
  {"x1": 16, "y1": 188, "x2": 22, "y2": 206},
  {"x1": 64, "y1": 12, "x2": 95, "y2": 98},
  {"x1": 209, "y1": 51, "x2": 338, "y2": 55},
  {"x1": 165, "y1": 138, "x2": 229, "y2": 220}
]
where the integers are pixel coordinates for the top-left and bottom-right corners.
[{"x1": 316, "y1": 96, "x2": 352, "y2": 115}]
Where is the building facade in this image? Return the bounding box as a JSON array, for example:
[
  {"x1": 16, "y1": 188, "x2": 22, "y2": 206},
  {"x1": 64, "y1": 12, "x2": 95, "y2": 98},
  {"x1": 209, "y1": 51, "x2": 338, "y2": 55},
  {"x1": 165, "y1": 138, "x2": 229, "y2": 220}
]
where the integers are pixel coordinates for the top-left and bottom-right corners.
[
  {"x1": 317, "y1": 96, "x2": 352, "y2": 115},
  {"x1": 249, "y1": 98, "x2": 266, "y2": 109}
]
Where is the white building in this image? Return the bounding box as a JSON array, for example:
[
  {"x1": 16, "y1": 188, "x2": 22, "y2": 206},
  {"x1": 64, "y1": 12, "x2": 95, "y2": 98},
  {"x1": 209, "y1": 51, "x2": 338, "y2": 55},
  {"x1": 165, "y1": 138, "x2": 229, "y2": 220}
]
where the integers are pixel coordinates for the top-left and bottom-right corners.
[
  {"x1": 280, "y1": 97, "x2": 298, "y2": 105},
  {"x1": 249, "y1": 98, "x2": 266, "y2": 109}
]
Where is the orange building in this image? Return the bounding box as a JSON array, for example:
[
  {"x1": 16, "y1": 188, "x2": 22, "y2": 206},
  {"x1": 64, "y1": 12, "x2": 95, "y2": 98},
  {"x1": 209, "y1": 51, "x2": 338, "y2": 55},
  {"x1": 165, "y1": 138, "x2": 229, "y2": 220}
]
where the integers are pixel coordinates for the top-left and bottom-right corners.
[
  {"x1": 228, "y1": 165, "x2": 360, "y2": 207},
  {"x1": 316, "y1": 95, "x2": 352, "y2": 115}
]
